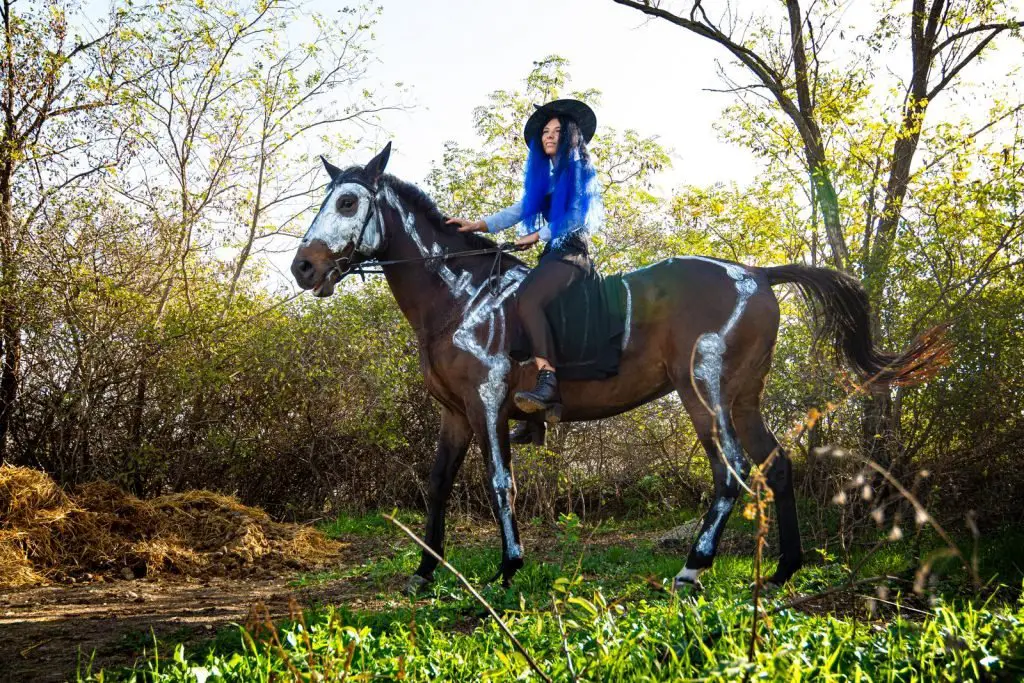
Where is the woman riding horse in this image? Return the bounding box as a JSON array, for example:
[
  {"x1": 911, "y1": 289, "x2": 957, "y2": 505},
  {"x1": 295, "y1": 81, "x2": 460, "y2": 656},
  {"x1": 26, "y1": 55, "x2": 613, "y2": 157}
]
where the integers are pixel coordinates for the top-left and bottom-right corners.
[
  {"x1": 292, "y1": 139, "x2": 949, "y2": 593},
  {"x1": 447, "y1": 99, "x2": 603, "y2": 442}
]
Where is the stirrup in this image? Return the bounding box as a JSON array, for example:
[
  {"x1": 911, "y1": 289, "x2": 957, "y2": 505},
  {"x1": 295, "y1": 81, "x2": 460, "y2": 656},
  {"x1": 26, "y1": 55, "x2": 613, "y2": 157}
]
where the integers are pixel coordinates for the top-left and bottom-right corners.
[{"x1": 510, "y1": 420, "x2": 545, "y2": 445}]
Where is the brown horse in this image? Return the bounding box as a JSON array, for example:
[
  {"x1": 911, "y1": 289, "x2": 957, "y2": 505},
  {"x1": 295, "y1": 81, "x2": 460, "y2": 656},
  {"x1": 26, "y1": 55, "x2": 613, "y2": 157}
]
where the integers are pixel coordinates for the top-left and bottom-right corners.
[{"x1": 291, "y1": 144, "x2": 948, "y2": 592}]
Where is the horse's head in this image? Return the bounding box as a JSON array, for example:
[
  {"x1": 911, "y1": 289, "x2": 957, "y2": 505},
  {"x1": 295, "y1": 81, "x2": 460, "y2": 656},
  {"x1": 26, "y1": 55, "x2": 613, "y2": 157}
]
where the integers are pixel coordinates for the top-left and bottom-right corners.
[{"x1": 291, "y1": 143, "x2": 392, "y2": 297}]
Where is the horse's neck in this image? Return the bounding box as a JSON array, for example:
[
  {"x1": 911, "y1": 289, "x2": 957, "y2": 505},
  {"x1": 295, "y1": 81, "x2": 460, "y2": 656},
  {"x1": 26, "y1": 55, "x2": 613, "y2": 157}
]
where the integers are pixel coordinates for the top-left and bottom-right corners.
[{"x1": 378, "y1": 197, "x2": 495, "y2": 335}]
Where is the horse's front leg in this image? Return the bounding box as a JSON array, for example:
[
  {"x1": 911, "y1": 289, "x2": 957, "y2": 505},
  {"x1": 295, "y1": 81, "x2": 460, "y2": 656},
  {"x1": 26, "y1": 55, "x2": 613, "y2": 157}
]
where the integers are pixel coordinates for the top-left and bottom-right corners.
[
  {"x1": 408, "y1": 407, "x2": 472, "y2": 594},
  {"x1": 468, "y1": 386, "x2": 523, "y2": 587}
]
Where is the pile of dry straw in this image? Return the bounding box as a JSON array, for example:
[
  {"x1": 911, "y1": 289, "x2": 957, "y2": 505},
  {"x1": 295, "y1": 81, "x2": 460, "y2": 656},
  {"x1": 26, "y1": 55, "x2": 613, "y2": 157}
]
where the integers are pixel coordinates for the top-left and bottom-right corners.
[{"x1": 0, "y1": 465, "x2": 343, "y2": 588}]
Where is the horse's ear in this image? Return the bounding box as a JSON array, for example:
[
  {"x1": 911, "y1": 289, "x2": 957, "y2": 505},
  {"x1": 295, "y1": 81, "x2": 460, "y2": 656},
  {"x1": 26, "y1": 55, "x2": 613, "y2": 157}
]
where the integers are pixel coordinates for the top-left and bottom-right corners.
[
  {"x1": 321, "y1": 155, "x2": 342, "y2": 182},
  {"x1": 365, "y1": 142, "x2": 392, "y2": 186}
]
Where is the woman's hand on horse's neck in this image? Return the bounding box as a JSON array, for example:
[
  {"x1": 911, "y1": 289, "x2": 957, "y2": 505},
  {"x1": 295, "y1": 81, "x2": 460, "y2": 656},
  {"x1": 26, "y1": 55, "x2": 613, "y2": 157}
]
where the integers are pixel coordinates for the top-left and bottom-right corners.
[{"x1": 446, "y1": 217, "x2": 487, "y2": 233}]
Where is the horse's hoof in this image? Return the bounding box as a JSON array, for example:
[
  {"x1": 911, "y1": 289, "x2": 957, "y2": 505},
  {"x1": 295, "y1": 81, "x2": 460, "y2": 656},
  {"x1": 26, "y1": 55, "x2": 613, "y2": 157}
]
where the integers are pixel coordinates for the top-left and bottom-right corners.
[
  {"x1": 544, "y1": 403, "x2": 563, "y2": 425},
  {"x1": 405, "y1": 574, "x2": 432, "y2": 596},
  {"x1": 672, "y1": 576, "x2": 703, "y2": 593},
  {"x1": 766, "y1": 567, "x2": 797, "y2": 588},
  {"x1": 488, "y1": 557, "x2": 524, "y2": 587},
  {"x1": 751, "y1": 579, "x2": 782, "y2": 595}
]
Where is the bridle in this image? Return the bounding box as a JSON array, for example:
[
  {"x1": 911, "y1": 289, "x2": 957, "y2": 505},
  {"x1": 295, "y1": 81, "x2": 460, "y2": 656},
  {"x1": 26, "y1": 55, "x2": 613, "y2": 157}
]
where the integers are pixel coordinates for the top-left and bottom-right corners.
[
  {"x1": 337, "y1": 176, "x2": 386, "y2": 269},
  {"x1": 325, "y1": 178, "x2": 528, "y2": 293}
]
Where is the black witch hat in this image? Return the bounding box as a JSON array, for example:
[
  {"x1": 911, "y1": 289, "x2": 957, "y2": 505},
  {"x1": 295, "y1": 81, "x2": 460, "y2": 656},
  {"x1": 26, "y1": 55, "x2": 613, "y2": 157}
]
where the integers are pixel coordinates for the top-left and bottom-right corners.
[{"x1": 523, "y1": 99, "x2": 597, "y2": 144}]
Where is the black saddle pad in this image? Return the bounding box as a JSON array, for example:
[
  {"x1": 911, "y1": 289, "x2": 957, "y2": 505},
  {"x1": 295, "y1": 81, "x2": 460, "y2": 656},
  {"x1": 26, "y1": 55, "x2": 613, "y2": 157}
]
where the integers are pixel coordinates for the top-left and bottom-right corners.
[{"x1": 510, "y1": 271, "x2": 628, "y2": 380}]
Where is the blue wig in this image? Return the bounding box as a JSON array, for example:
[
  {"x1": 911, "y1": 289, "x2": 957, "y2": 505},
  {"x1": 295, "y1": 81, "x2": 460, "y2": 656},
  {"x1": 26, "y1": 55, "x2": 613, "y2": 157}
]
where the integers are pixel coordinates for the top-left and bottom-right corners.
[{"x1": 520, "y1": 116, "x2": 602, "y2": 245}]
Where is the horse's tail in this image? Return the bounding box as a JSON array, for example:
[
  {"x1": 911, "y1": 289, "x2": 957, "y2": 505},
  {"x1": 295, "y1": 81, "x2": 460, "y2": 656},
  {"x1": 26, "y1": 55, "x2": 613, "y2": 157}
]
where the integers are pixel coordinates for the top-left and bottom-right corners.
[{"x1": 758, "y1": 264, "x2": 951, "y2": 386}]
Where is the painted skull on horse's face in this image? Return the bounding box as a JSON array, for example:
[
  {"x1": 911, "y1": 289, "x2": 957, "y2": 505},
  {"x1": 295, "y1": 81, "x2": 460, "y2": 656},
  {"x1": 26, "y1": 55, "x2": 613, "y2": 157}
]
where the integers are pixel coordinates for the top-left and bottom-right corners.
[{"x1": 291, "y1": 144, "x2": 392, "y2": 297}]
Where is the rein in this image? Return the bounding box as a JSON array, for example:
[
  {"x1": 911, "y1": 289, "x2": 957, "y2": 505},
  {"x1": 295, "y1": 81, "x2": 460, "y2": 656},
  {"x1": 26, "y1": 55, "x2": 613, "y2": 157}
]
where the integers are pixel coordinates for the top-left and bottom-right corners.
[
  {"x1": 333, "y1": 243, "x2": 528, "y2": 297},
  {"x1": 337, "y1": 243, "x2": 527, "y2": 274},
  {"x1": 328, "y1": 181, "x2": 528, "y2": 293}
]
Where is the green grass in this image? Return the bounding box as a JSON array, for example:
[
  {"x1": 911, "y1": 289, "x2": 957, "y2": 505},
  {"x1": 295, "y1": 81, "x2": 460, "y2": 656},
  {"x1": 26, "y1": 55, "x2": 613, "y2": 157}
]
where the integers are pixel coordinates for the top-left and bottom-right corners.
[
  {"x1": 81, "y1": 511, "x2": 1024, "y2": 682},
  {"x1": 317, "y1": 509, "x2": 423, "y2": 539}
]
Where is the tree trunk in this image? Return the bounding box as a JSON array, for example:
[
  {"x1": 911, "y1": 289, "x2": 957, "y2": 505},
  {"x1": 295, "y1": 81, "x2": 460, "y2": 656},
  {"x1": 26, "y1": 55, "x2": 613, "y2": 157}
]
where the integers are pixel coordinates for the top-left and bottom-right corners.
[
  {"x1": 862, "y1": 104, "x2": 928, "y2": 302},
  {"x1": 861, "y1": 390, "x2": 894, "y2": 468},
  {"x1": 0, "y1": 159, "x2": 20, "y2": 463}
]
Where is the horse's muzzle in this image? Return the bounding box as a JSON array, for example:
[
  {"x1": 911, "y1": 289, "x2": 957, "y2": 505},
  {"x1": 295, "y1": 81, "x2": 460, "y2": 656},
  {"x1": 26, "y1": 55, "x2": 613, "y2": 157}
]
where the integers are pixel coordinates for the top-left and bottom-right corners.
[{"x1": 291, "y1": 239, "x2": 340, "y2": 296}]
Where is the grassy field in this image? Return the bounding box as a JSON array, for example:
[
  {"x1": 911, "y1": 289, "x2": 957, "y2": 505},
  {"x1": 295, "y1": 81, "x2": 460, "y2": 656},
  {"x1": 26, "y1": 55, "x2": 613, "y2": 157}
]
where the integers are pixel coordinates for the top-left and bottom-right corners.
[{"x1": 81, "y1": 509, "x2": 1024, "y2": 682}]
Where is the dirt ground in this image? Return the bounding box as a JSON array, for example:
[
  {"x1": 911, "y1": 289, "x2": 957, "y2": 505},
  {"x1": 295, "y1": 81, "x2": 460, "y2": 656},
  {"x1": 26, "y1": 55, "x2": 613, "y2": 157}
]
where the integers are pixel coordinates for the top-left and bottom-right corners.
[
  {"x1": 0, "y1": 511, "x2": 530, "y2": 683},
  {"x1": 0, "y1": 528, "x2": 713, "y2": 682},
  {"x1": 0, "y1": 561, "x2": 398, "y2": 682},
  {"x1": 0, "y1": 520, "x2": 583, "y2": 682},
  {"x1": 0, "y1": 465, "x2": 373, "y2": 681}
]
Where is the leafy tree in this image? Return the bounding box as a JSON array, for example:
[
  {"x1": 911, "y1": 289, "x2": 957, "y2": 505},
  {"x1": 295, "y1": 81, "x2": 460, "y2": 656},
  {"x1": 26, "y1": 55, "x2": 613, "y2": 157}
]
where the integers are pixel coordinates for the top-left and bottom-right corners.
[
  {"x1": 101, "y1": 0, "x2": 395, "y2": 480},
  {"x1": 612, "y1": 0, "x2": 1024, "y2": 470},
  {"x1": 0, "y1": 0, "x2": 146, "y2": 460},
  {"x1": 6, "y1": 0, "x2": 414, "y2": 509}
]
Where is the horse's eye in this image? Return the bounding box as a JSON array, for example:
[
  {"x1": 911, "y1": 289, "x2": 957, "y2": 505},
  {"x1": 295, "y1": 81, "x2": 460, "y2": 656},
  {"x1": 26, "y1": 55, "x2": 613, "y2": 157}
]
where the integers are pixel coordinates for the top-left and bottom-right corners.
[{"x1": 337, "y1": 196, "x2": 357, "y2": 213}]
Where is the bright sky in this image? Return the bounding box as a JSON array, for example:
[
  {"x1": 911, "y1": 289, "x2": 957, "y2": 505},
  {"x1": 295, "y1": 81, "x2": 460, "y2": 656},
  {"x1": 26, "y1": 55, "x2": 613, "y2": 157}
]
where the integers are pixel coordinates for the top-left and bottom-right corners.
[
  {"x1": 312, "y1": 0, "x2": 1021, "y2": 192},
  {"x1": 276, "y1": 0, "x2": 1021, "y2": 286},
  {"x1": 316, "y1": 0, "x2": 763, "y2": 192}
]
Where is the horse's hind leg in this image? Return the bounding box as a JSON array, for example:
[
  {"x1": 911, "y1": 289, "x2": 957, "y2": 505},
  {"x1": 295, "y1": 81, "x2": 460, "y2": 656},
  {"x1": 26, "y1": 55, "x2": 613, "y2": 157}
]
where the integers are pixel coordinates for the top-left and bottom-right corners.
[
  {"x1": 673, "y1": 382, "x2": 749, "y2": 589},
  {"x1": 410, "y1": 407, "x2": 472, "y2": 593},
  {"x1": 733, "y1": 390, "x2": 803, "y2": 586}
]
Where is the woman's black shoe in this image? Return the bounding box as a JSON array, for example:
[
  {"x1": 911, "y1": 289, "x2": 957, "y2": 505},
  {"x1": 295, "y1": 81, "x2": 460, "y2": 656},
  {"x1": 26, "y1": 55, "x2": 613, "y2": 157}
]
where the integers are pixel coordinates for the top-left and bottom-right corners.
[
  {"x1": 514, "y1": 369, "x2": 559, "y2": 414},
  {"x1": 510, "y1": 420, "x2": 546, "y2": 445}
]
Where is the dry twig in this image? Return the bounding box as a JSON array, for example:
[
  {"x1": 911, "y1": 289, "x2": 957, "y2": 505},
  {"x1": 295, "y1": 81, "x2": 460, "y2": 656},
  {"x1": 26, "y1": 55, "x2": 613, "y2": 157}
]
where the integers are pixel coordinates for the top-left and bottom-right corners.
[{"x1": 384, "y1": 514, "x2": 552, "y2": 683}]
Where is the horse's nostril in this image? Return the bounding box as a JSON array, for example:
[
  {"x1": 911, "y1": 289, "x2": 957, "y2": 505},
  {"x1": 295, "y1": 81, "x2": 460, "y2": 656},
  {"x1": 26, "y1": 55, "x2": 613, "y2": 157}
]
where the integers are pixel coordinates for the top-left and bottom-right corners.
[{"x1": 291, "y1": 257, "x2": 318, "y2": 288}]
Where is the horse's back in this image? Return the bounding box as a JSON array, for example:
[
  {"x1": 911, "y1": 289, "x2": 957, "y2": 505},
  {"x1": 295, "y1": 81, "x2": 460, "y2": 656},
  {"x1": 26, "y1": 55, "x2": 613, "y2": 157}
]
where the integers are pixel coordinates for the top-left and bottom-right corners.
[
  {"x1": 622, "y1": 255, "x2": 779, "y2": 363},
  {"x1": 624, "y1": 255, "x2": 775, "y2": 317}
]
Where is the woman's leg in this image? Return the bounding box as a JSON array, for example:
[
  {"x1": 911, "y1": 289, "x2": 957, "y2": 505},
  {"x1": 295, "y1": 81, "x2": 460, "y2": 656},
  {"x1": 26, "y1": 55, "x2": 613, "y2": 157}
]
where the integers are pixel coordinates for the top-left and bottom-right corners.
[
  {"x1": 514, "y1": 258, "x2": 585, "y2": 413},
  {"x1": 515, "y1": 258, "x2": 585, "y2": 367}
]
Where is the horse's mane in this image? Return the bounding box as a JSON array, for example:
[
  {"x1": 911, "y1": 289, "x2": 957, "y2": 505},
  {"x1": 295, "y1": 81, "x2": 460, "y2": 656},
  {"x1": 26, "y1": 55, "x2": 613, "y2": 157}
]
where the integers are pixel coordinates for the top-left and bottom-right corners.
[{"x1": 335, "y1": 166, "x2": 526, "y2": 267}]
